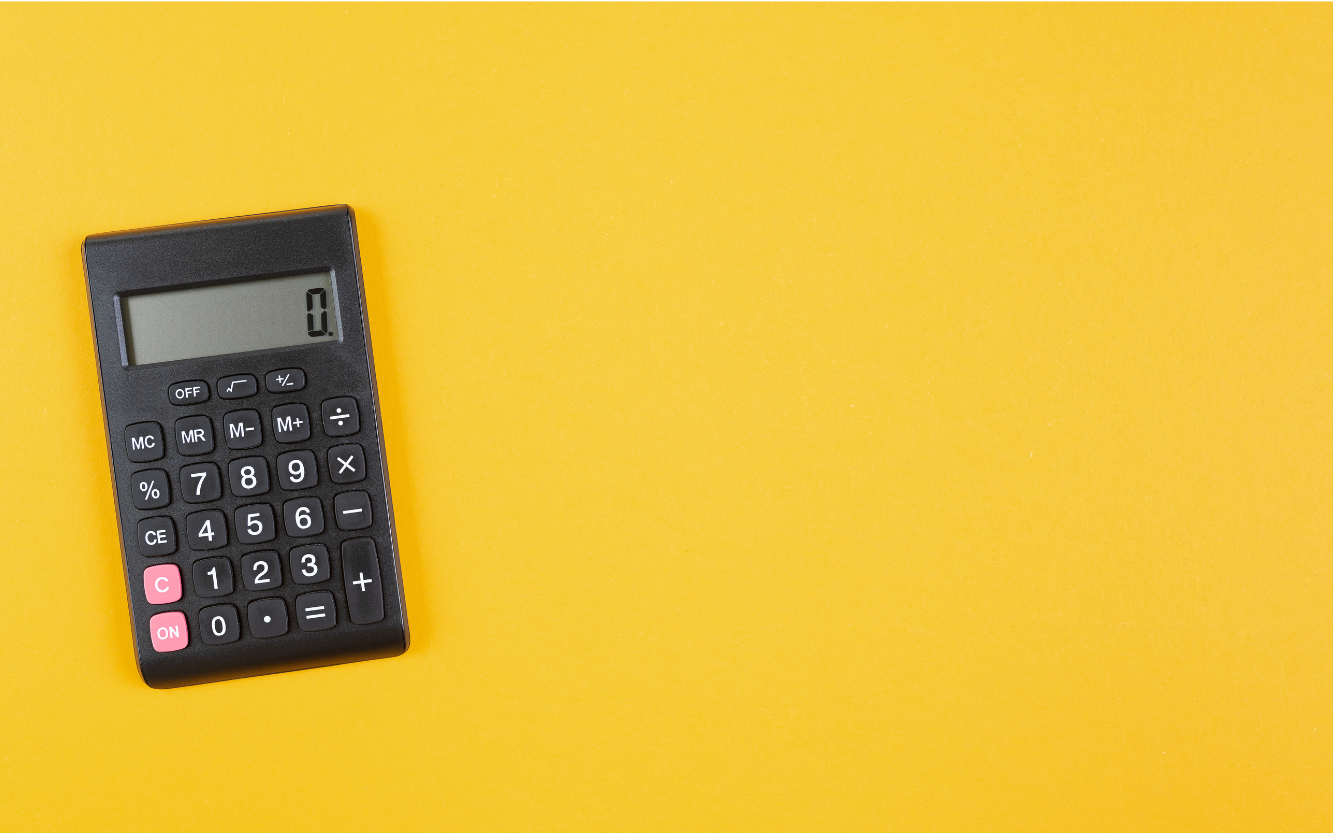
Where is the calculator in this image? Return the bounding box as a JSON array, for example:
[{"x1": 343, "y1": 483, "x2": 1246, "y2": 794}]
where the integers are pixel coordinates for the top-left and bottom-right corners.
[{"x1": 83, "y1": 206, "x2": 409, "y2": 688}]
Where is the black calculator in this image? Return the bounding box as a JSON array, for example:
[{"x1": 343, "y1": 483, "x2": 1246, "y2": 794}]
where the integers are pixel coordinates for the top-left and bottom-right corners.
[{"x1": 83, "y1": 206, "x2": 409, "y2": 688}]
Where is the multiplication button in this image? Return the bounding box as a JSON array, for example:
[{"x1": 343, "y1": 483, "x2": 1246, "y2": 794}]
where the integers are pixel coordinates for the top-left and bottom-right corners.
[{"x1": 328, "y1": 444, "x2": 366, "y2": 484}]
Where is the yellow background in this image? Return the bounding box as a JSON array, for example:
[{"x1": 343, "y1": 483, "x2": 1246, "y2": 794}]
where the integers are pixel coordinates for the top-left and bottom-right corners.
[{"x1": 1, "y1": 5, "x2": 1330, "y2": 830}]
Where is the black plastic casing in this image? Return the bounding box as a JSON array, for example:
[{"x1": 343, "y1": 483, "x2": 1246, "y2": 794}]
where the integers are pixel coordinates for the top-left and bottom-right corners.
[{"x1": 83, "y1": 206, "x2": 408, "y2": 688}]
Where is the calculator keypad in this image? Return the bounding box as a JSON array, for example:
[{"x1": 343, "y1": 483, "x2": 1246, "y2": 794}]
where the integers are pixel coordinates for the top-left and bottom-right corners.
[{"x1": 122, "y1": 365, "x2": 390, "y2": 657}]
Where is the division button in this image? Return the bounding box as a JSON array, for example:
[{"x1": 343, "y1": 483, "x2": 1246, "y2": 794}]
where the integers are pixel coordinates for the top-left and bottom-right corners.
[
  {"x1": 136, "y1": 516, "x2": 176, "y2": 556},
  {"x1": 124, "y1": 422, "x2": 164, "y2": 463},
  {"x1": 333, "y1": 490, "x2": 373, "y2": 531},
  {"x1": 265, "y1": 368, "x2": 306, "y2": 393},
  {"x1": 217, "y1": 374, "x2": 258, "y2": 399},
  {"x1": 222, "y1": 409, "x2": 262, "y2": 450},
  {"x1": 130, "y1": 469, "x2": 170, "y2": 510},
  {"x1": 175, "y1": 415, "x2": 214, "y2": 455},
  {"x1": 199, "y1": 604, "x2": 240, "y2": 645},
  {"x1": 148, "y1": 611, "x2": 188, "y2": 653},
  {"x1": 169, "y1": 380, "x2": 209, "y2": 405},
  {"x1": 272, "y1": 403, "x2": 310, "y2": 443},
  {"x1": 143, "y1": 563, "x2": 182, "y2": 605},
  {"x1": 321, "y1": 397, "x2": 360, "y2": 436},
  {"x1": 247, "y1": 598, "x2": 289, "y2": 639},
  {"x1": 328, "y1": 444, "x2": 366, "y2": 484},
  {"x1": 296, "y1": 591, "x2": 337, "y2": 631},
  {"x1": 341, "y1": 538, "x2": 385, "y2": 625}
]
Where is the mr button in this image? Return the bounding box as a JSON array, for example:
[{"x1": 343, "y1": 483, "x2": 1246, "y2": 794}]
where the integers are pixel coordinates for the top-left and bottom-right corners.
[{"x1": 175, "y1": 416, "x2": 214, "y2": 455}]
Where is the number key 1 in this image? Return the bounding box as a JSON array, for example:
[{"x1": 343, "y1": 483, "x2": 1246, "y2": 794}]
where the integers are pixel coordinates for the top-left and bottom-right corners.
[{"x1": 192, "y1": 556, "x2": 234, "y2": 597}]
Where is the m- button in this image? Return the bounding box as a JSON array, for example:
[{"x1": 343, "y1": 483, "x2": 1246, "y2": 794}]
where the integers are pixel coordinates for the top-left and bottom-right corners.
[{"x1": 169, "y1": 380, "x2": 209, "y2": 405}]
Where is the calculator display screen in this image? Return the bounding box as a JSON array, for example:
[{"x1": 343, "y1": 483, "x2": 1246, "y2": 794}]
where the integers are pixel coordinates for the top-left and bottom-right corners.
[{"x1": 121, "y1": 272, "x2": 340, "y2": 365}]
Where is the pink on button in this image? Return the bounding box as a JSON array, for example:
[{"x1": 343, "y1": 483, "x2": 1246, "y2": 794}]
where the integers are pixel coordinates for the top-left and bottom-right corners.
[
  {"x1": 143, "y1": 564, "x2": 182, "y2": 604},
  {"x1": 148, "y1": 611, "x2": 188, "y2": 653}
]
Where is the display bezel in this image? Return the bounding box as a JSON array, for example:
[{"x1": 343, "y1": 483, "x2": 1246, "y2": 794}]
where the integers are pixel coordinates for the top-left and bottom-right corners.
[{"x1": 112, "y1": 267, "x2": 344, "y2": 368}]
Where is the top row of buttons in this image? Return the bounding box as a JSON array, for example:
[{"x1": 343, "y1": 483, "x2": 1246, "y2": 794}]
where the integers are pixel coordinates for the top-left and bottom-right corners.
[{"x1": 170, "y1": 369, "x2": 306, "y2": 405}]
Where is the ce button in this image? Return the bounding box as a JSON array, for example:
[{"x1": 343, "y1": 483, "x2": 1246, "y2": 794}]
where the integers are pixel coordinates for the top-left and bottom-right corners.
[{"x1": 136, "y1": 517, "x2": 177, "y2": 556}]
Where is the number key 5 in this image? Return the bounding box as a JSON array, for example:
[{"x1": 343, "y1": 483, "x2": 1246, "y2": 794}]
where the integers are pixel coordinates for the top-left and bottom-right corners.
[{"x1": 235, "y1": 504, "x2": 277, "y2": 544}]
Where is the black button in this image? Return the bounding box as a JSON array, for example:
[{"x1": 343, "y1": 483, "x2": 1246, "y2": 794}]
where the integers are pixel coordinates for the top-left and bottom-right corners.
[
  {"x1": 328, "y1": 443, "x2": 366, "y2": 484},
  {"x1": 199, "y1": 604, "x2": 241, "y2": 645},
  {"x1": 265, "y1": 368, "x2": 306, "y2": 393},
  {"x1": 282, "y1": 497, "x2": 324, "y2": 537},
  {"x1": 192, "y1": 556, "x2": 234, "y2": 597},
  {"x1": 333, "y1": 490, "x2": 373, "y2": 530},
  {"x1": 228, "y1": 457, "x2": 270, "y2": 497},
  {"x1": 247, "y1": 598, "x2": 288, "y2": 639},
  {"x1": 136, "y1": 517, "x2": 176, "y2": 556},
  {"x1": 235, "y1": 503, "x2": 277, "y2": 544},
  {"x1": 218, "y1": 374, "x2": 257, "y2": 399},
  {"x1": 186, "y1": 509, "x2": 227, "y2": 550},
  {"x1": 321, "y1": 397, "x2": 360, "y2": 436},
  {"x1": 124, "y1": 422, "x2": 164, "y2": 463},
  {"x1": 169, "y1": 380, "x2": 209, "y2": 405},
  {"x1": 179, "y1": 462, "x2": 222, "y2": 503},
  {"x1": 272, "y1": 404, "x2": 310, "y2": 443},
  {"x1": 296, "y1": 591, "x2": 337, "y2": 631},
  {"x1": 222, "y1": 409, "x2": 262, "y2": 450},
  {"x1": 289, "y1": 545, "x2": 330, "y2": 584},
  {"x1": 130, "y1": 469, "x2": 170, "y2": 510},
  {"x1": 277, "y1": 450, "x2": 318, "y2": 490},
  {"x1": 240, "y1": 550, "x2": 282, "y2": 591},
  {"x1": 175, "y1": 415, "x2": 214, "y2": 455},
  {"x1": 342, "y1": 538, "x2": 384, "y2": 624}
]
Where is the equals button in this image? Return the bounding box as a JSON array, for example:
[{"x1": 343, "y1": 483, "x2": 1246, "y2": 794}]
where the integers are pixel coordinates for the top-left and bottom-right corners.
[{"x1": 296, "y1": 591, "x2": 337, "y2": 631}]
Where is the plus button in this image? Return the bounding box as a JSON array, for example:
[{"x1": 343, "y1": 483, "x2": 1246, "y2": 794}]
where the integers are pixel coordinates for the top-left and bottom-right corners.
[{"x1": 353, "y1": 572, "x2": 373, "y2": 591}]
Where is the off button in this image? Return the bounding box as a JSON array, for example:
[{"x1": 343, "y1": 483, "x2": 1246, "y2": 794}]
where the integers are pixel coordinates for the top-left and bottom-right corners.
[{"x1": 169, "y1": 380, "x2": 210, "y2": 405}]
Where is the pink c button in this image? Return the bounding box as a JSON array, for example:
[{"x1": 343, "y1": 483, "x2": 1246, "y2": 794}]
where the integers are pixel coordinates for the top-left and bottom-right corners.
[
  {"x1": 144, "y1": 564, "x2": 182, "y2": 605},
  {"x1": 148, "y1": 611, "x2": 188, "y2": 653}
]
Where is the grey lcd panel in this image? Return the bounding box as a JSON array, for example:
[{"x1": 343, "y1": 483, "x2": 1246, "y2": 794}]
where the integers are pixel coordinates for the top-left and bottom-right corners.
[{"x1": 122, "y1": 272, "x2": 340, "y2": 365}]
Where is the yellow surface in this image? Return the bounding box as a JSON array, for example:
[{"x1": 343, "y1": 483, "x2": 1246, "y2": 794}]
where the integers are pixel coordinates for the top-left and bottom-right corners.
[{"x1": 1, "y1": 4, "x2": 1330, "y2": 830}]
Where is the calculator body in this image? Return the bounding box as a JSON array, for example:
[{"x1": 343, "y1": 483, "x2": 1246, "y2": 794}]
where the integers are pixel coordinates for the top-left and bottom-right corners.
[{"x1": 83, "y1": 206, "x2": 408, "y2": 688}]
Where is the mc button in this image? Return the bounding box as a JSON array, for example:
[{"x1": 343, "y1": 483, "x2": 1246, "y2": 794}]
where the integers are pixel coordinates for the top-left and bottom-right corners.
[{"x1": 124, "y1": 422, "x2": 164, "y2": 463}]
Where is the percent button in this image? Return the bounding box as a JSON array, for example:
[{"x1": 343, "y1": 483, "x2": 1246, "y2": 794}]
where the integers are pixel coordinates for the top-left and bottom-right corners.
[{"x1": 131, "y1": 469, "x2": 171, "y2": 510}]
